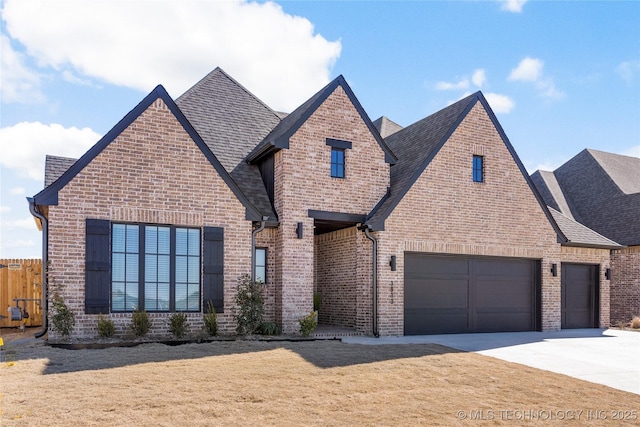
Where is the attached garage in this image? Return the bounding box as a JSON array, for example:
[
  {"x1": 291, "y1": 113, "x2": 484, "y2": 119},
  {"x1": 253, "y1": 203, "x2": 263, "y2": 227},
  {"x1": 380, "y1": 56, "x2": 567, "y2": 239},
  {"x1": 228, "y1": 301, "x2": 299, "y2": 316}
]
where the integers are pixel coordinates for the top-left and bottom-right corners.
[
  {"x1": 404, "y1": 253, "x2": 540, "y2": 335},
  {"x1": 561, "y1": 263, "x2": 599, "y2": 329}
]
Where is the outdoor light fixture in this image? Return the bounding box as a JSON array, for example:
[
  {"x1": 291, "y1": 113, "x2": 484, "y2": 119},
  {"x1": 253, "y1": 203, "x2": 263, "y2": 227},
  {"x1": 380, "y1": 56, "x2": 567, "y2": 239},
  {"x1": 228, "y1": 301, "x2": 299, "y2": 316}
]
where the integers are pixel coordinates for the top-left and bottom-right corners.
[
  {"x1": 390, "y1": 255, "x2": 397, "y2": 271},
  {"x1": 296, "y1": 222, "x2": 303, "y2": 239},
  {"x1": 605, "y1": 268, "x2": 611, "y2": 280},
  {"x1": 551, "y1": 263, "x2": 557, "y2": 277}
]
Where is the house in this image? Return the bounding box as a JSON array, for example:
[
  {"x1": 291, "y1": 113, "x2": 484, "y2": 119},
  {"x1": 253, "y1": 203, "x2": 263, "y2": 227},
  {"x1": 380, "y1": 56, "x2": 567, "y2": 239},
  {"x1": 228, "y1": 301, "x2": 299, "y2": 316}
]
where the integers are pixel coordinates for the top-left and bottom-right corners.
[
  {"x1": 531, "y1": 149, "x2": 640, "y2": 325},
  {"x1": 29, "y1": 68, "x2": 621, "y2": 341}
]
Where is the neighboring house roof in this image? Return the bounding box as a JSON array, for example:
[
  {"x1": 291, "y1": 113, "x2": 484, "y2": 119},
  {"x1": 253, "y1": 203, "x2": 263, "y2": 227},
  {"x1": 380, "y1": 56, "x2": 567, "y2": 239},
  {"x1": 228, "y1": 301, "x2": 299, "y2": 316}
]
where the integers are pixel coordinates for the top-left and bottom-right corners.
[
  {"x1": 33, "y1": 85, "x2": 264, "y2": 222},
  {"x1": 365, "y1": 91, "x2": 563, "y2": 240},
  {"x1": 176, "y1": 68, "x2": 281, "y2": 221},
  {"x1": 532, "y1": 149, "x2": 640, "y2": 246},
  {"x1": 548, "y1": 207, "x2": 621, "y2": 249},
  {"x1": 246, "y1": 75, "x2": 397, "y2": 165},
  {"x1": 373, "y1": 116, "x2": 403, "y2": 138},
  {"x1": 44, "y1": 155, "x2": 77, "y2": 187}
]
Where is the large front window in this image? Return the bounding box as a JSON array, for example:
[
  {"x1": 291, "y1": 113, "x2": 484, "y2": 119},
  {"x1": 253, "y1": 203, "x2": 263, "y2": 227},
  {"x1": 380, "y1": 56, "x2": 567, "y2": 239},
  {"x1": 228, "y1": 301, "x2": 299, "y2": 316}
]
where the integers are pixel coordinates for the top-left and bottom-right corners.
[{"x1": 111, "y1": 223, "x2": 201, "y2": 312}]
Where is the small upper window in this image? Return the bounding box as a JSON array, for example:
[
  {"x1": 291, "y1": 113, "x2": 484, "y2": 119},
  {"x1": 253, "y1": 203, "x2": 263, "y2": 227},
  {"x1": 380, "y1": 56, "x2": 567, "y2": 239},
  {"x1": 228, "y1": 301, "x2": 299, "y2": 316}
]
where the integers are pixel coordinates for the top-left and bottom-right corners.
[
  {"x1": 331, "y1": 148, "x2": 345, "y2": 178},
  {"x1": 473, "y1": 155, "x2": 484, "y2": 183}
]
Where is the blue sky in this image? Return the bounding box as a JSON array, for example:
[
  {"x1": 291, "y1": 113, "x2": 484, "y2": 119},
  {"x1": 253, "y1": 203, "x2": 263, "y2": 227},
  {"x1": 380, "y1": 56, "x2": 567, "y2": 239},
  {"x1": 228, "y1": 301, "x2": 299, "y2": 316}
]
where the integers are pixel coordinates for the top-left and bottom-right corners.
[{"x1": 1, "y1": 0, "x2": 639, "y2": 259}]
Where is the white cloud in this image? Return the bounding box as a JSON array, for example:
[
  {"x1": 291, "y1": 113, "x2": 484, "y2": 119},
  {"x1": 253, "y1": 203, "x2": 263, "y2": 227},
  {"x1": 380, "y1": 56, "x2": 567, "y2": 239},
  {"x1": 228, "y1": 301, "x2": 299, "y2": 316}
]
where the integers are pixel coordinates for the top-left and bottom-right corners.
[
  {"x1": 435, "y1": 78, "x2": 469, "y2": 91},
  {"x1": 0, "y1": 206, "x2": 11, "y2": 213},
  {"x1": 0, "y1": 34, "x2": 45, "y2": 104},
  {"x1": 500, "y1": 0, "x2": 527, "y2": 13},
  {"x1": 435, "y1": 69, "x2": 486, "y2": 91},
  {"x1": 471, "y1": 69, "x2": 486, "y2": 88},
  {"x1": 3, "y1": 217, "x2": 36, "y2": 229},
  {"x1": 508, "y1": 57, "x2": 564, "y2": 100},
  {"x1": 9, "y1": 187, "x2": 25, "y2": 195},
  {"x1": 508, "y1": 57, "x2": 543, "y2": 82},
  {"x1": 620, "y1": 145, "x2": 640, "y2": 158},
  {"x1": 617, "y1": 60, "x2": 640, "y2": 83},
  {"x1": 2, "y1": 0, "x2": 341, "y2": 112},
  {"x1": 0, "y1": 122, "x2": 99, "y2": 181},
  {"x1": 484, "y1": 92, "x2": 515, "y2": 114}
]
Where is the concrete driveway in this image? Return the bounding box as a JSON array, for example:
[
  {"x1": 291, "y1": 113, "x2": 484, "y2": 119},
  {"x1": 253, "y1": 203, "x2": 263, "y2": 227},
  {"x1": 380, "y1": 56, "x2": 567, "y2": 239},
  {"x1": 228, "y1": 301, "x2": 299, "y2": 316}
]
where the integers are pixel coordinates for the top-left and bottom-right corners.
[{"x1": 343, "y1": 328, "x2": 640, "y2": 395}]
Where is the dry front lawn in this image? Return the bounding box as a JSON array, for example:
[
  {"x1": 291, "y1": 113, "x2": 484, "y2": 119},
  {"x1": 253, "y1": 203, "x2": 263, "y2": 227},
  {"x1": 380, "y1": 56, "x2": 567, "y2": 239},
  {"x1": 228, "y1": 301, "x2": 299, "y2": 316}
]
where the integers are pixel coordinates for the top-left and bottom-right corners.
[{"x1": 1, "y1": 332, "x2": 638, "y2": 426}]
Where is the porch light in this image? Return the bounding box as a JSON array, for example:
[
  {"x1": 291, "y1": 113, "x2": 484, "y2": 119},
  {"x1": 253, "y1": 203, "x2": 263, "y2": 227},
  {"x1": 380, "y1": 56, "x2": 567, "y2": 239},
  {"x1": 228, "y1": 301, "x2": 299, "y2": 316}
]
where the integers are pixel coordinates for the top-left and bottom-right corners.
[
  {"x1": 551, "y1": 263, "x2": 557, "y2": 277},
  {"x1": 390, "y1": 255, "x2": 397, "y2": 271},
  {"x1": 296, "y1": 222, "x2": 303, "y2": 239}
]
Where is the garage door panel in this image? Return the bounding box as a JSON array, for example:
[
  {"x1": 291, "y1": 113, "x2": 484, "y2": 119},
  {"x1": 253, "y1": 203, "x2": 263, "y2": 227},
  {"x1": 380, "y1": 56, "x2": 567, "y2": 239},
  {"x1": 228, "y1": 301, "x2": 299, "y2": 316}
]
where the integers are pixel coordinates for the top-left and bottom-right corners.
[
  {"x1": 475, "y1": 279, "x2": 532, "y2": 309},
  {"x1": 404, "y1": 310, "x2": 469, "y2": 335},
  {"x1": 405, "y1": 254, "x2": 469, "y2": 275},
  {"x1": 405, "y1": 279, "x2": 468, "y2": 309},
  {"x1": 404, "y1": 253, "x2": 538, "y2": 335},
  {"x1": 476, "y1": 312, "x2": 533, "y2": 332}
]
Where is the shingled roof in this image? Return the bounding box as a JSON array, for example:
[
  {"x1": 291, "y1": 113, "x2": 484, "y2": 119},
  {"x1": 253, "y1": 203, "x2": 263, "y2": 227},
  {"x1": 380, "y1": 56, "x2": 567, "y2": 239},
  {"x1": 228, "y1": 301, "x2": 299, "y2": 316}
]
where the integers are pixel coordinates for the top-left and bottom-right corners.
[
  {"x1": 44, "y1": 155, "x2": 77, "y2": 187},
  {"x1": 176, "y1": 68, "x2": 282, "y2": 221},
  {"x1": 532, "y1": 149, "x2": 640, "y2": 246},
  {"x1": 530, "y1": 170, "x2": 579, "y2": 222},
  {"x1": 373, "y1": 116, "x2": 403, "y2": 138},
  {"x1": 548, "y1": 207, "x2": 621, "y2": 249}
]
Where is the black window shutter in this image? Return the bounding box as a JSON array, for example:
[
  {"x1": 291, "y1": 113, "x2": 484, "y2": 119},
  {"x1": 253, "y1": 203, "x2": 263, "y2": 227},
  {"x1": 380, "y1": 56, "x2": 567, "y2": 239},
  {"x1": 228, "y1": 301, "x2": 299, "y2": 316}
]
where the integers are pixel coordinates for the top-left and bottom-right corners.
[
  {"x1": 85, "y1": 219, "x2": 111, "y2": 314},
  {"x1": 203, "y1": 227, "x2": 224, "y2": 313}
]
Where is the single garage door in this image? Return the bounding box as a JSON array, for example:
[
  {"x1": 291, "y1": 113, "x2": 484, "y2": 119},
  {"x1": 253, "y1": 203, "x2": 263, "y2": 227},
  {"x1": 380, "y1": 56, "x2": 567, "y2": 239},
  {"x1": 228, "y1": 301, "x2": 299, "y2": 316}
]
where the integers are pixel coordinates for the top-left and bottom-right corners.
[
  {"x1": 561, "y1": 263, "x2": 598, "y2": 329},
  {"x1": 404, "y1": 253, "x2": 540, "y2": 335}
]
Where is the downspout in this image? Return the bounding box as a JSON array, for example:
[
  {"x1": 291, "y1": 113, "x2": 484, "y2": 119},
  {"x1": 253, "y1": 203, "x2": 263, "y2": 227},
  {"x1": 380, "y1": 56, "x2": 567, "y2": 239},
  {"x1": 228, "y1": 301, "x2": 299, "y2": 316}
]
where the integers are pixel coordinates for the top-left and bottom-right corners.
[
  {"x1": 251, "y1": 216, "x2": 268, "y2": 282},
  {"x1": 28, "y1": 198, "x2": 48, "y2": 339},
  {"x1": 363, "y1": 226, "x2": 379, "y2": 337}
]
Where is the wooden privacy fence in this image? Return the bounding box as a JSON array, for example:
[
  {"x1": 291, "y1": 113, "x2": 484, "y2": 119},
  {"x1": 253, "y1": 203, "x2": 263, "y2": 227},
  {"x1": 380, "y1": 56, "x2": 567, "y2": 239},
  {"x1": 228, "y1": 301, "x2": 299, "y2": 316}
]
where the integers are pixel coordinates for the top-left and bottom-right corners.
[{"x1": 0, "y1": 259, "x2": 43, "y2": 328}]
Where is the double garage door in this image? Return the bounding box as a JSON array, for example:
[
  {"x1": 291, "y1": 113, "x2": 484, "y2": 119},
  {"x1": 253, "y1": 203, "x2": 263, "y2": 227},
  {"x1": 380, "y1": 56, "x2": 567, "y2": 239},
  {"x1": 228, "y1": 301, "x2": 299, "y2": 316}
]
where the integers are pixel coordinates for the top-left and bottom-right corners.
[{"x1": 404, "y1": 253, "x2": 540, "y2": 335}]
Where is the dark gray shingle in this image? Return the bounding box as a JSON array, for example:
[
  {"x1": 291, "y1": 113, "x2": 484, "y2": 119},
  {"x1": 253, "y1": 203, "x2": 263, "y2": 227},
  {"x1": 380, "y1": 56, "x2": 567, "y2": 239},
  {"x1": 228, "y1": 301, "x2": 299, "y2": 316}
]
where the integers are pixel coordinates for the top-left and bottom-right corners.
[
  {"x1": 549, "y1": 207, "x2": 621, "y2": 249},
  {"x1": 44, "y1": 155, "x2": 77, "y2": 187},
  {"x1": 551, "y1": 149, "x2": 640, "y2": 246}
]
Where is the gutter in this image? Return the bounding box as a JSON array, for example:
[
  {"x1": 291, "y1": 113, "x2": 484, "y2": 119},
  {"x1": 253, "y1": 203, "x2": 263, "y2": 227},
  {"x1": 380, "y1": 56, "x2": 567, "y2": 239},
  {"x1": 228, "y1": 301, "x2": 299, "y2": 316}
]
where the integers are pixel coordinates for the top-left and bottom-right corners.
[
  {"x1": 251, "y1": 216, "x2": 268, "y2": 282},
  {"x1": 360, "y1": 225, "x2": 379, "y2": 337},
  {"x1": 27, "y1": 197, "x2": 48, "y2": 339}
]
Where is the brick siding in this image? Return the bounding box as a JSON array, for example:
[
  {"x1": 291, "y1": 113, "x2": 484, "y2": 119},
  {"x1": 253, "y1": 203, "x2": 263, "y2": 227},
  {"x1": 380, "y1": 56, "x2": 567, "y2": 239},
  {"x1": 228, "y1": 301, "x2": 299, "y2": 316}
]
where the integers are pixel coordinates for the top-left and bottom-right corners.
[{"x1": 610, "y1": 246, "x2": 640, "y2": 325}]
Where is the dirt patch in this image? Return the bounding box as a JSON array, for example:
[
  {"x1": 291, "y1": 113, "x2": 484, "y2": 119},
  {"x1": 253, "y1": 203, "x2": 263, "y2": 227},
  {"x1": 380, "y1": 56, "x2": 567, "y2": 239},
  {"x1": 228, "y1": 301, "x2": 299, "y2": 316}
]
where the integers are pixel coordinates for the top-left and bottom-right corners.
[{"x1": 1, "y1": 328, "x2": 638, "y2": 426}]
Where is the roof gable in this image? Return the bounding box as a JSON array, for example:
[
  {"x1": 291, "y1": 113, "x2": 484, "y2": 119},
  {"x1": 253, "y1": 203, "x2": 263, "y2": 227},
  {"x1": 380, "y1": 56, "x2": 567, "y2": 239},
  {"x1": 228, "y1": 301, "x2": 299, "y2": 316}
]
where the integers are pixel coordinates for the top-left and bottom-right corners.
[
  {"x1": 33, "y1": 85, "x2": 263, "y2": 221},
  {"x1": 246, "y1": 75, "x2": 397, "y2": 165},
  {"x1": 366, "y1": 91, "x2": 567, "y2": 243}
]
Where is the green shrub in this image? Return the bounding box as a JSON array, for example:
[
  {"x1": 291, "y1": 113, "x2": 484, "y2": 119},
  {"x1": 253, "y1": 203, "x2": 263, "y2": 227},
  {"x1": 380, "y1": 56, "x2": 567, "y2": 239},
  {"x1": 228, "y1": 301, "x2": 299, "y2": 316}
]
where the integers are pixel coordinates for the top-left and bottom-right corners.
[
  {"x1": 203, "y1": 301, "x2": 218, "y2": 336},
  {"x1": 234, "y1": 274, "x2": 265, "y2": 335},
  {"x1": 313, "y1": 293, "x2": 322, "y2": 311},
  {"x1": 169, "y1": 312, "x2": 189, "y2": 339},
  {"x1": 299, "y1": 311, "x2": 317, "y2": 337},
  {"x1": 256, "y1": 321, "x2": 281, "y2": 336},
  {"x1": 51, "y1": 292, "x2": 75, "y2": 337},
  {"x1": 130, "y1": 307, "x2": 150, "y2": 337},
  {"x1": 97, "y1": 314, "x2": 115, "y2": 338}
]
